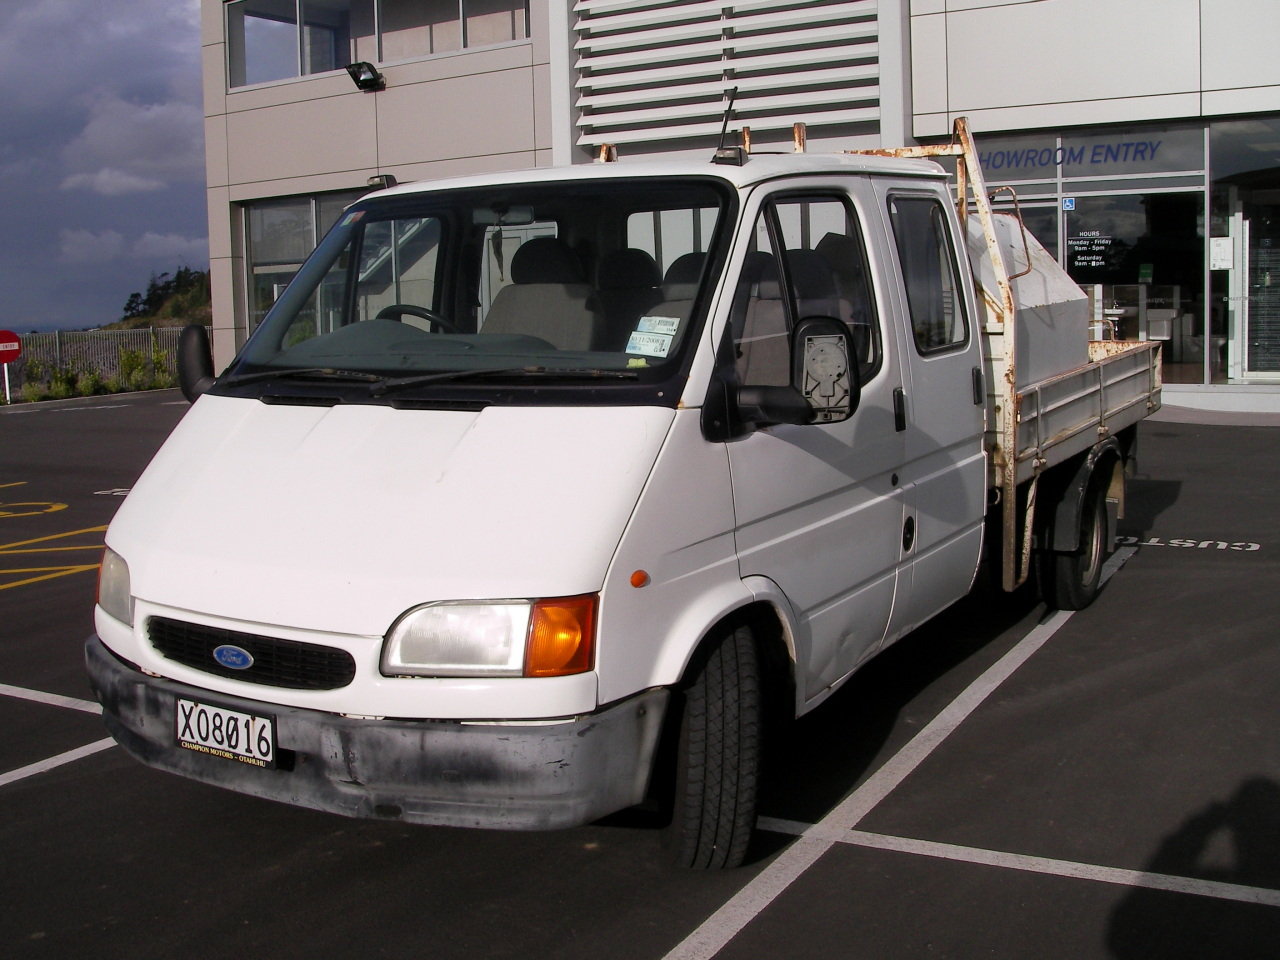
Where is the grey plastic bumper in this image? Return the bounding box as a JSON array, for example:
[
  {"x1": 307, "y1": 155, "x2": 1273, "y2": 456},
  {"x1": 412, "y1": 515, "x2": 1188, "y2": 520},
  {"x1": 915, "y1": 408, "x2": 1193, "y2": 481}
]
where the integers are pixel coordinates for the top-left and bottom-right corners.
[{"x1": 85, "y1": 634, "x2": 668, "y2": 830}]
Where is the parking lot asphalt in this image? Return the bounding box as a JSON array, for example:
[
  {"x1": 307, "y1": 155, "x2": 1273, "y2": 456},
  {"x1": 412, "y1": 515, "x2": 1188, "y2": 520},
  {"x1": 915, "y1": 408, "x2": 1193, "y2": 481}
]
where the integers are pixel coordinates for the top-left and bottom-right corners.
[{"x1": 2, "y1": 391, "x2": 1278, "y2": 959}]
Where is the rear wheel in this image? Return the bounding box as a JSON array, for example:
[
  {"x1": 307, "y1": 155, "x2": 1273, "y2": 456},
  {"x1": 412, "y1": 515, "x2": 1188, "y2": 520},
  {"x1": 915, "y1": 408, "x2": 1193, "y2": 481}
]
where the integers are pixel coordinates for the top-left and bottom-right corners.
[
  {"x1": 666, "y1": 624, "x2": 760, "y2": 869},
  {"x1": 1043, "y1": 478, "x2": 1109, "y2": 610}
]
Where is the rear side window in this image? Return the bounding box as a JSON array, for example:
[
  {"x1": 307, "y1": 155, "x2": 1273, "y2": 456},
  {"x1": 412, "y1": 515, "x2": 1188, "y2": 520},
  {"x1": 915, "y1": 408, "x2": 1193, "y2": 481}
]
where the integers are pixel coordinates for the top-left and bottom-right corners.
[{"x1": 889, "y1": 196, "x2": 969, "y2": 354}]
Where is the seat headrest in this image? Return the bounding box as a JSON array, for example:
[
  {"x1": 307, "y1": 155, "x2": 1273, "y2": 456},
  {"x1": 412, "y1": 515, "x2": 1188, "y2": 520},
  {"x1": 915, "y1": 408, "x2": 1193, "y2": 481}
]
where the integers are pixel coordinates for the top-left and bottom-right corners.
[
  {"x1": 598, "y1": 248, "x2": 661, "y2": 290},
  {"x1": 786, "y1": 249, "x2": 838, "y2": 300},
  {"x1": 742, "y1": 251, "x2": 781, "y2": 301},
  {"x1": 661, "y1": 252, "x2": 706, "y2": 299},
  {"x1": 511, "y1": 237, "x2": 585, "y2": 284}
]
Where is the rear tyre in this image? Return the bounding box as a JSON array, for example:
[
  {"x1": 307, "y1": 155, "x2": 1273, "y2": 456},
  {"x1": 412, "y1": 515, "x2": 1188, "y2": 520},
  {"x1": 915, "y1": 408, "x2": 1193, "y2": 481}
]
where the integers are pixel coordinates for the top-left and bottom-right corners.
[
  {"x1": 1043, "y1": 478, "x2": 1108, "y2": 611},
  {"x1": 666, "y1": 624, "x2": 760, "y2": 869}
]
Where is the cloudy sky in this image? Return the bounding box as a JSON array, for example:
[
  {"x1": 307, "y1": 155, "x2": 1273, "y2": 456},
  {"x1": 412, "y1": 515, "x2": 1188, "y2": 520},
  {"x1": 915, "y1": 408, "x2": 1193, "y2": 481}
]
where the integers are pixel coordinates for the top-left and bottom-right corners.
[{"x1": 0, "y1": 1, "x2": 207, "y2": 332}]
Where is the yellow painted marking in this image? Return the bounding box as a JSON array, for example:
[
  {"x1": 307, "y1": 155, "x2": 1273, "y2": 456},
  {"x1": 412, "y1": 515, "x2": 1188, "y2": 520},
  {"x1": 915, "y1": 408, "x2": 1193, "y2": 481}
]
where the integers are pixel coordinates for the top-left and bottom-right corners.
[
  {"x1": 0, "y1": 525, "x2": 108, "y2": 591},
  {"x1": 0, "y1": 482, "x2": 28, "y2": 490},
  {"x1": 0, "y1": 526, "x2": 108, "y2": 552},
  {"x1": 0, "y1": 502, "x2": 68, "y2": 519},
  {"x1": 0, "y1": 565, "x2": 101, "y2": 591}
]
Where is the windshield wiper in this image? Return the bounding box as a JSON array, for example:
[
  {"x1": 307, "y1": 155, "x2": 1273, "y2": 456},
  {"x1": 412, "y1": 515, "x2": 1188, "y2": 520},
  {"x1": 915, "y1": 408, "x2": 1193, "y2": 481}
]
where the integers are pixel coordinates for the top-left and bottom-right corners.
[
  {"x1": 219, "y1": 367, "x2": 386, "y2": 388},
  {"x1": 369, "y1": 366, "x2": 639, "y2": 397}
]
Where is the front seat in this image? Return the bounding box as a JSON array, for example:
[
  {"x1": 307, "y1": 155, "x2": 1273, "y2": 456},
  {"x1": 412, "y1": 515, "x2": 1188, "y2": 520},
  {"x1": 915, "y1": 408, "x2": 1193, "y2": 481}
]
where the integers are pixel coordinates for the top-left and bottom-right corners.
[{"x1": 482, "y1": 237, "x2": 602, "y2": 350}]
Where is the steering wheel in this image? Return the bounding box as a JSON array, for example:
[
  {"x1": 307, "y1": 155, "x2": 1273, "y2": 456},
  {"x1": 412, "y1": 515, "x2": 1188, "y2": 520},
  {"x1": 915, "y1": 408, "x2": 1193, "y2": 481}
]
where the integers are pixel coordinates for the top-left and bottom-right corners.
[{"x1": 374, "y1": 304, "x2": 460, "y2": 333}]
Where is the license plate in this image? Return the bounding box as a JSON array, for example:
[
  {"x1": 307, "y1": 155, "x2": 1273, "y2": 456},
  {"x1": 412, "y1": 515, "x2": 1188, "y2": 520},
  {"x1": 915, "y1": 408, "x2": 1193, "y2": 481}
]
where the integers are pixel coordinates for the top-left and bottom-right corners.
[{"x1": 176, "y1": 698, "x2": 276, "y2": 768}]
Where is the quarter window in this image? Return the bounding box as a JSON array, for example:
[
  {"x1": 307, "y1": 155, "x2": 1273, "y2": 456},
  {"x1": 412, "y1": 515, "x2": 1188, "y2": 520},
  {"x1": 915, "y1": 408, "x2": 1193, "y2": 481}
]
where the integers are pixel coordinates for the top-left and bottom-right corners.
[{"x1": 889, "y1": 196, "x2": 969, "y2": 354}]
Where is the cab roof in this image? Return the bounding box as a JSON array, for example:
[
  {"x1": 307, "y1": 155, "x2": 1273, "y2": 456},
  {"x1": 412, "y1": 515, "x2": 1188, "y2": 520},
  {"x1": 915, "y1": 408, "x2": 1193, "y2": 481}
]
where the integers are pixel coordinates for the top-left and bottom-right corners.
[{"x1": 371, "y1": 151, "x2": 948, "y2": 201}]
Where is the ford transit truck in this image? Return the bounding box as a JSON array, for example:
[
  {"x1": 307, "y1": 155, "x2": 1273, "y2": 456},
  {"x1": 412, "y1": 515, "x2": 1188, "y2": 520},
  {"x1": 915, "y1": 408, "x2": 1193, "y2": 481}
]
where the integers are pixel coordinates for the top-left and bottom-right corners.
[{"x1": 87, "y1": 119, "x2": 1160, "y2": 868}]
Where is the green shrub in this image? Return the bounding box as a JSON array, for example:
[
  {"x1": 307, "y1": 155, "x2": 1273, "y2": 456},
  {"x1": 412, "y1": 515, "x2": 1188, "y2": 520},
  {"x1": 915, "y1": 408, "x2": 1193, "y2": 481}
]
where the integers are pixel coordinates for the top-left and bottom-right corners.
[{"x1": 75, "y1": 369, "x2": 106, "y2": 396}]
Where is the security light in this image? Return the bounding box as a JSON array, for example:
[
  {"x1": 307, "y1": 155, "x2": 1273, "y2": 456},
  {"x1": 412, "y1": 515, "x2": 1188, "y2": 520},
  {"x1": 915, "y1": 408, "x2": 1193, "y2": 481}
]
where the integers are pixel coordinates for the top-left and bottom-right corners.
[{"x1": 345, "y1": 62, "x2": 385, "y2": 92}]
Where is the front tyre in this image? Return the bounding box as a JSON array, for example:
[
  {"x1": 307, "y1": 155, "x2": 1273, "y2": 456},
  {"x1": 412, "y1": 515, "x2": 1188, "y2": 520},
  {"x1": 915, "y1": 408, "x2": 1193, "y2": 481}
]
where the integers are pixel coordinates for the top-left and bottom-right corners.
[{"x1": 667, "y1": 624, "x2": 761, "y2": 869}]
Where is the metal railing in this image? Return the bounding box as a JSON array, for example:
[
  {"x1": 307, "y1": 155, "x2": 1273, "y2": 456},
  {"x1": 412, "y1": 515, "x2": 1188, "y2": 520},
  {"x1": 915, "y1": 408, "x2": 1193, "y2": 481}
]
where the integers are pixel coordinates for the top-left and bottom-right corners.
[{"x1": 8, "y1": 328, "x2": 183, "y2": 384}]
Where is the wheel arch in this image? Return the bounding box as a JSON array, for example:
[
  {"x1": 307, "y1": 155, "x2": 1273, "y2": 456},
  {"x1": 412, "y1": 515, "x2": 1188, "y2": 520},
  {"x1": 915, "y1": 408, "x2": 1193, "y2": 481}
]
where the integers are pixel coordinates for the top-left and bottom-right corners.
[{"x1": 1041, "y1": 436, "x2": 1125, "y2": 554}]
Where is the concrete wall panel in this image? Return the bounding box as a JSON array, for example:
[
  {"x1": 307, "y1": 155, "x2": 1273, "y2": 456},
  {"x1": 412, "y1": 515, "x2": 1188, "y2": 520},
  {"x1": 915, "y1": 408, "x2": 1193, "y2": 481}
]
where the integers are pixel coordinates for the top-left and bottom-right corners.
[
  {"x1": 944, "y1": 0, "x2": 1201, "y2": 115},
  {"x1": 376, "y1": 70, "x2": 537, "y2": 167},
  {"x1": 204, "y1": 115, "x2": 229, "y2": 190},
  {"x1": 1202, "y1": 0, "x2": 1280, "y2": 93},
  {"x1": 226, "y1": 96, "x2": 378, "y2": 186},
  {"x1": 911, "y1": 13, "x2": 949, "y2": 116}
]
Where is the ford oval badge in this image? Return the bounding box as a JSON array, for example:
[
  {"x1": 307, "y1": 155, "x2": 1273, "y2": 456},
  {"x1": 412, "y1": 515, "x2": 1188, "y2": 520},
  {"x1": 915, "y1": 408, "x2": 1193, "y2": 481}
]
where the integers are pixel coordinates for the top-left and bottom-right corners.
[{"x1": 213, "y1": 644, "x2": 254, "y2": 670}]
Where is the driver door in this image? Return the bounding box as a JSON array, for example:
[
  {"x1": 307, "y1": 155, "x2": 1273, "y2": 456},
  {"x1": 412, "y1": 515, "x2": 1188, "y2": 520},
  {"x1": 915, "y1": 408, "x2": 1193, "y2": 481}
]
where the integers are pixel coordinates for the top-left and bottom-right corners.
[{"x1": 725, "y1": 184, "x2": 909, "y2": 703}]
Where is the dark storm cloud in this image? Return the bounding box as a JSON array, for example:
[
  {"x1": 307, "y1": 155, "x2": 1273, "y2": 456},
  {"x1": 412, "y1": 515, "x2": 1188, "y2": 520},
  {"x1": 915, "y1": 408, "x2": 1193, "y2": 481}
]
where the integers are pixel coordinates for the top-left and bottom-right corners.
[{"x1": 0, "y1": 1, "x2": 207, "y2": 332}]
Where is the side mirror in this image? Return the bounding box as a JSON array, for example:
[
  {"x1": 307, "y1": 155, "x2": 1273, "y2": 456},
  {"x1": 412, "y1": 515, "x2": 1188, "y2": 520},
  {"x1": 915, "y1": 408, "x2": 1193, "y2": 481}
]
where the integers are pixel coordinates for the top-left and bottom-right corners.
[
  {"x1": 736, "y1": 384, "x2": 811, "y2": 427},
  {"x1": 792, "y1": 317, "x2": 859, "y2": 423},
  {"x1": 733, "y1": 318, "x2": 860, "y2": 429},
  {"x1": 178, "y1": 324, "x2": 215, "y2": 403}
]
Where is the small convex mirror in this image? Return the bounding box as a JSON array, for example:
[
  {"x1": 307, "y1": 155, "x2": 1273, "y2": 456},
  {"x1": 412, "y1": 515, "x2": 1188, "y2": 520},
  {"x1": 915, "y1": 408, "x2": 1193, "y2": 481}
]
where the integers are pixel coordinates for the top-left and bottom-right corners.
[{"x1": 792, "y1": 317, "x2": 859, "y2": 423}]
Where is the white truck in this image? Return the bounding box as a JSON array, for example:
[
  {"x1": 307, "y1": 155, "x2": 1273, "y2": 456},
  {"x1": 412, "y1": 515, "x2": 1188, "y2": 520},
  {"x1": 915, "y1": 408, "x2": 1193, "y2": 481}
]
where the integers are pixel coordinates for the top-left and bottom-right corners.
[{"x1": 87, "y1": 119, "x2": 1159, "y2": 869}]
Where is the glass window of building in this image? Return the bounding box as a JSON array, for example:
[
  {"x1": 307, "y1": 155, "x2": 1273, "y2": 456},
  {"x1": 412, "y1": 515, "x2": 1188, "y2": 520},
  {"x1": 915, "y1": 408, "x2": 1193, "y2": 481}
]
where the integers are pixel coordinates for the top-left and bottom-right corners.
[
  {"x1": 228, "y1": 0, "x2": 529, "y2": 88},
  {"x1": 246, "y1": 190, "x2": 366, "y2": 332},
  {"x1": 965, "y1": 123, "x2": 1211, "y2": 384},
  {"x1": 1065, "y1": 193, "x2": 1205, "y2": 383}
]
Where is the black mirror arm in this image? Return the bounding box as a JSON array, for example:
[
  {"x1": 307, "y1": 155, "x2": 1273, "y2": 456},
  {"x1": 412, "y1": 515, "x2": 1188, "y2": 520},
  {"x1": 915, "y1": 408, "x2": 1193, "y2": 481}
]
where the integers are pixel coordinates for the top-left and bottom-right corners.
[
  {"x1": 736, "y1": 384, "x2": 812, "y2": 427},
  {"x1": 178, "y1": 324, "x2": 215, "y2": 403}
]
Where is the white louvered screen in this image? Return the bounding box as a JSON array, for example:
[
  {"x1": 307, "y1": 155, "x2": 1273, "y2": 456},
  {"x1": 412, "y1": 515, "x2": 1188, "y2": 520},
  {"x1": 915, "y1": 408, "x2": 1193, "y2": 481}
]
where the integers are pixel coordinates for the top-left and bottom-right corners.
[{"x1": 573, "y1": 0, "x2": 881, "y2": 150}]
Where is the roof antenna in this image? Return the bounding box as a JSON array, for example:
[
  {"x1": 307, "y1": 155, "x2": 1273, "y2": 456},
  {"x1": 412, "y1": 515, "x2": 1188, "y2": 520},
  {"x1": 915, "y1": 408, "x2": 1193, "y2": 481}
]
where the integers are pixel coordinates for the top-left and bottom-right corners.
[{"x1": 711, "y1": 86, "x2": 746, "y2": 166}]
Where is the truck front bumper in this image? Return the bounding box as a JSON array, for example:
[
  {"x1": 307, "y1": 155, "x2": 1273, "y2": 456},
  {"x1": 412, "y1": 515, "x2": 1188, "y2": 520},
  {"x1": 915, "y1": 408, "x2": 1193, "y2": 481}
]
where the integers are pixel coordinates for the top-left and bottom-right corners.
[{"x1": 86, "y1": 634, "x2": 669, "y2": 830}]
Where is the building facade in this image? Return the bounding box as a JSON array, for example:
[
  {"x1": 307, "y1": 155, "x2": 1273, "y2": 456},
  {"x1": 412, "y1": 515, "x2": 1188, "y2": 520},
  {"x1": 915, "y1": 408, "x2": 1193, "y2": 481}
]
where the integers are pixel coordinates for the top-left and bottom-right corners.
[{"x1": 202, "y1": 0, "x2": 1280, "y2": 407}]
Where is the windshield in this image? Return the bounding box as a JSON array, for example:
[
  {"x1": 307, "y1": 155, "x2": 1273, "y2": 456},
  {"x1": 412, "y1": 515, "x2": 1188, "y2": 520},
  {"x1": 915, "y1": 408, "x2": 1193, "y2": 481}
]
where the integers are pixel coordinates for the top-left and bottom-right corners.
[{"x1": 221, "y1": 178, "x2": 732, "y2": 406}]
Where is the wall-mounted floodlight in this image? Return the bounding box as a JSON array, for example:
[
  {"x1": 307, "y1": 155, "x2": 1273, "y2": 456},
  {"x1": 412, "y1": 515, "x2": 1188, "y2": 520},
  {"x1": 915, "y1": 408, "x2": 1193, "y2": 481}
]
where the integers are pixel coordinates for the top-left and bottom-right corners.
[{"x1": 345, "y1": 62, "x2": 385, "y2": 92}]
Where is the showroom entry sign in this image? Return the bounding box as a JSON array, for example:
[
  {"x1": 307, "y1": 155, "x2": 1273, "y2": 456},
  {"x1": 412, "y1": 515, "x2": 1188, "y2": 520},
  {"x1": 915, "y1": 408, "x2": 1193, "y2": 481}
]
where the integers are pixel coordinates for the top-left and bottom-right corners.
[{"x1": 977, "y1": 126, "x2": 1204, "y2": 181}]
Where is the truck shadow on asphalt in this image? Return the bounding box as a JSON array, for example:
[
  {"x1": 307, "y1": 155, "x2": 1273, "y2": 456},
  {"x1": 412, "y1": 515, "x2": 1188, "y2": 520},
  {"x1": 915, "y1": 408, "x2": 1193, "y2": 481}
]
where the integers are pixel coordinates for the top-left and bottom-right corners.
[
  {"x1": 1115, "y1": 476, "x2": 1183, "y2": 540},
  {"x1": 752, "y1": 583, "x2": 1045, "y2": 846},
  {"x1": 1106, "y1": 777, "x2": 1280, "y2": 959}
]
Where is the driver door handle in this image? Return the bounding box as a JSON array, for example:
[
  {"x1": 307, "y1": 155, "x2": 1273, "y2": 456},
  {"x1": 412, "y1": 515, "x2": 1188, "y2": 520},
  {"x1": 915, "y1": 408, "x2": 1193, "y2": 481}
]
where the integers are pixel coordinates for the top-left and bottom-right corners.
[{"x1": 893, "y1": 387, "x2": 906, "y2": 432}]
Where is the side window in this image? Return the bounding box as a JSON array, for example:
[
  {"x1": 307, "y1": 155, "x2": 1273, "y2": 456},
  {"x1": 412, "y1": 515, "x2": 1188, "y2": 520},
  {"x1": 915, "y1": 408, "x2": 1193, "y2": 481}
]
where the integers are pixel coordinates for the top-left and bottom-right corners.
[
  {"x1": 889, "y1": 196, "x2": 968, "y2": 354},
  {"x1": 732, "y1": 195, "x2": 881, "y2": 386}
]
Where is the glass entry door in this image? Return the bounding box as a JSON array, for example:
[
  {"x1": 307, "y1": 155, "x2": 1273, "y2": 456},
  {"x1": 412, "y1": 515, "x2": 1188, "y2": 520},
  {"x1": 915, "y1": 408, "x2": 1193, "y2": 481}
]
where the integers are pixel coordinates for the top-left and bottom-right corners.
[{"x1": 1225, "y1": 193, "x2": 1280, "y2": 379}]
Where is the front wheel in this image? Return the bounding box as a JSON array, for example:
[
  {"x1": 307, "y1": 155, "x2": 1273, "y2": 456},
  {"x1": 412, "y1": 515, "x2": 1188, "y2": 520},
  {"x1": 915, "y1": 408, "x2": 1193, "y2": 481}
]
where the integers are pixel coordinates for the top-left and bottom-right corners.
[
  {"x1": 666, "y1": 624, "x2": 761, "y2": 869},
  {"x1": 1043, "y1": 479, "x2": 1109, "y2": 611}
]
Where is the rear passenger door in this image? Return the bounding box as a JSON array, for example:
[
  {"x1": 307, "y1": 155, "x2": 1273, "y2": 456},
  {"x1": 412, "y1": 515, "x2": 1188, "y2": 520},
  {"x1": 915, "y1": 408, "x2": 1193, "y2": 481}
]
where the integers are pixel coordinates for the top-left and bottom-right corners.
[
  {"x1": 725, "y1": 184, "x2": 909, "y2": 703},
  {"x1": 875, "y1": 184, "x2": 987, "y2": 641}
]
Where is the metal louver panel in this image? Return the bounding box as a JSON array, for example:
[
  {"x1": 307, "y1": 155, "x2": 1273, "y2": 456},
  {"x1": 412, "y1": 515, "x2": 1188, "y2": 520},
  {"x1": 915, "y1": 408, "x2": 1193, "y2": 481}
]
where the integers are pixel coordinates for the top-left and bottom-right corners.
[{"x1": 573, "y1": 0, "x2": 880, "y2": 148}]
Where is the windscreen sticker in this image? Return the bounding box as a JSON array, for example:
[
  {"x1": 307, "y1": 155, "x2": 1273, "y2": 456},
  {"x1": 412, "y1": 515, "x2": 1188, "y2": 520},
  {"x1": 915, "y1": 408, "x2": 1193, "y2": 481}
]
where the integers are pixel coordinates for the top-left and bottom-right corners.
[
  {"x1": 626, "y1": 331, "x2": 673, "y2": 358},
  {"x1": 636, "y1": 315, "x2": 681, "y2": 336},
  {"x1": 341, "y1": 210, "x2": 366, "y2": 226}
]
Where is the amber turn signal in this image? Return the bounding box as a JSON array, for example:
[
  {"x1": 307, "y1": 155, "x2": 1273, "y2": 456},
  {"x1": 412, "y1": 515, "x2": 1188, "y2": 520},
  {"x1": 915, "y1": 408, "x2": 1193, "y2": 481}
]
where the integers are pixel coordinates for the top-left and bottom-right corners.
[{"x1": 525, "y1": 595, "x2": 596, "y2": 677}]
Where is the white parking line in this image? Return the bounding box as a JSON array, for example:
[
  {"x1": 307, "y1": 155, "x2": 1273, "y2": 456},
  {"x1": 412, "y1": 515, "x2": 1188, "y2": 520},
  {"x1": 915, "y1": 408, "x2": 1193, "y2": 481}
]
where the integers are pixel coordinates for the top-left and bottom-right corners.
[
  {"x1": 0, "y1": 738, "x2": 116, "y2": 788},
  {"x1": 0, "y1": 682, "x2": 101, "y2": 714},
  {"x1": 758, "y1": 819, "x2": 1280, "y2": 909},
  {"x1": 662, "y1": 549, "x2": 1137, "y2": 960}
]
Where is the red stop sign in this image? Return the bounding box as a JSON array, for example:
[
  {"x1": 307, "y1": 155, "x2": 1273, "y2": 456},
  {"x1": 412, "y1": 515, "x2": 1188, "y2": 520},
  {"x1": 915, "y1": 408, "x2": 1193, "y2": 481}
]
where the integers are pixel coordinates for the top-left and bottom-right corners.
[{"x1": 0, "y1": 330, "x2": 19, "y2": 363}]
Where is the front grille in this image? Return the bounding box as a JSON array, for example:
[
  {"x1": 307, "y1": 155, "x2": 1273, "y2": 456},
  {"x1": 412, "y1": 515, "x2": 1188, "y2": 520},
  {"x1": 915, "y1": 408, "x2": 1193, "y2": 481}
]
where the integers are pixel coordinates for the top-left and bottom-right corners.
[{"x1": 148, "y1": 616, "x2": 357, "y2": 690}]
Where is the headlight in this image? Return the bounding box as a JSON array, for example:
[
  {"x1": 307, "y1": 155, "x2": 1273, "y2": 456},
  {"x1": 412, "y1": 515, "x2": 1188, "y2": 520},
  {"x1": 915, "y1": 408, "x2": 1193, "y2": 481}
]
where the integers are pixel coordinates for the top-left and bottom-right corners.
[
  {"x1": 97, "y1": 547, "x2": 134, "y2": 626},
  {"x1": 382, "y1": 595, "x2": 596, "y2": 678}
]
